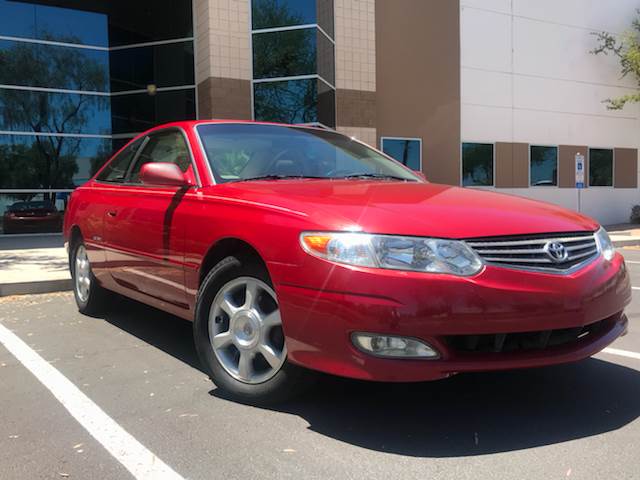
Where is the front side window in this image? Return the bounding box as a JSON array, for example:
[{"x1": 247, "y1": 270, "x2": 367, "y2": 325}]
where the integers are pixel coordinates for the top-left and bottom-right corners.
[
  {"x1": 197, "y1": 123, "x2": 419, "y2": 184},
  {"x1": 381, "y1": 138, "x2": 421, "y2": 171},
  {"x1": 589, "y1": 149, "x2": 613, "y2": 186},
  {"x1": 462, "y1": 143, "x2": 493, "y2": 186},
  {"x1": 96, "y1": 138, "x2": 144, "y2": 183},
  {"x1": 530, "y1": 146, "x2": 558, "y2": 187},
  {"x1": 128, "y1": 131, "x2": 190, "y2": 184}
]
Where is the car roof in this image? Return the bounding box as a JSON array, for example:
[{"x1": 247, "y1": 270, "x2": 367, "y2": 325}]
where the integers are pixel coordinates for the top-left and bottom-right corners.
[{"x1": 143, "y1": 119, "x2": 333, "y2": 135}]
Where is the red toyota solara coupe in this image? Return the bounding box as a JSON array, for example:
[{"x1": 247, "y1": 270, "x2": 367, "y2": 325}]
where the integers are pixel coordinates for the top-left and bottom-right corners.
[{"x1": 64, "y1": 120, "x2": 630, "y2": 403}]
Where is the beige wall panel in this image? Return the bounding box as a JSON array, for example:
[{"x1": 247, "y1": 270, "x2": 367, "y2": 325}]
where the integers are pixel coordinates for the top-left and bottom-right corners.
[
  {"x1": 375, "y1": 0, "x2": 461, "y2": 185},
  {"x1": 335, "y1": 0, "x2": 376, "y2": 92}
]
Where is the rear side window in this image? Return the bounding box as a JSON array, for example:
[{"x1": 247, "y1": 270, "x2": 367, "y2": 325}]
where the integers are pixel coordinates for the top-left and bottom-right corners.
[
  {"x1": 128, "y1": 130, "x2": 191, "y2": 184},
  {"x1": 96, "y1": 138, "x2": 143, "y2": 183}
]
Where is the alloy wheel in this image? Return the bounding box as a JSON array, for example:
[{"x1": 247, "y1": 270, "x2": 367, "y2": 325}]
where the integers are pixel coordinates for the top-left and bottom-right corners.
[
  {"x1": 209, "y1": 277, "x2": 286, "y2": 384},
  {"x1": 74, "y1": 245, "x2": 91, "y2": 303}
]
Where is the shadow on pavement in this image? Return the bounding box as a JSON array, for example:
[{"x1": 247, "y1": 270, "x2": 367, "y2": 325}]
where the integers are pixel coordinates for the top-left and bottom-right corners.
[{"x1": 99, "y1": 295, "x2": 640, "y2": 458}]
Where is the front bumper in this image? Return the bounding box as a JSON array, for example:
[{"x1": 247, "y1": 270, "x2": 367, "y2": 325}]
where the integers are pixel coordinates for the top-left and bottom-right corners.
[{"x1": 271, "y1": 252, "x2": 631, "y2": 382}]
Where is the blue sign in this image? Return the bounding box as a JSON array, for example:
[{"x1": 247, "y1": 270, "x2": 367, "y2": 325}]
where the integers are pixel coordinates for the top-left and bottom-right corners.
[{"x1": 576, "y1": 182, "x2": 585, "y2": 189}]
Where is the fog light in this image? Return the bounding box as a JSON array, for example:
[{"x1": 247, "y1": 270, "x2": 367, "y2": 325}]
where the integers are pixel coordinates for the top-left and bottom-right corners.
[{"x1": 352, "y1": 333, "x2": 439, "y2": 359}]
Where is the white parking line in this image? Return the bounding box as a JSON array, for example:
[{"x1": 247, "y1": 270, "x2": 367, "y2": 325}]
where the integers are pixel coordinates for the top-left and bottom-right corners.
[
  {"x1": 625, "y1": 260, "x2": 640, "y2": 264},
  {"x1": 632, "y1": 287, "x2": 640, "y2": 291},
  {"x1": 0, "y1": 322, "x2": 184, "y2": 480},
  {"x1": 602, "y1": 347, "x2": 640, "y2": 361}
]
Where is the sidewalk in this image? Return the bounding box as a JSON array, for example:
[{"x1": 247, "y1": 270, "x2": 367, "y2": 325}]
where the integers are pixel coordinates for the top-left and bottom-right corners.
[
  {"x1": 0, "y1": 234, "x2": 70, "y2": 297},
  {"x1": 1, "y1": 225, "x2": 640, "y2": 297}
]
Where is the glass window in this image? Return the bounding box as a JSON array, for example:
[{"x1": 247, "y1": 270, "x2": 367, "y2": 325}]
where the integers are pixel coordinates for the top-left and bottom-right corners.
[
  {"x1": 589, "y1": 149, "x2": 613, "y2": 187},
  {"x1": 0, "y1": 89, "x2": 111, "y2": 135},
  {"x1": 316, "y1": 29, "x2": 335, "y2": 85},
  {"x1": 128, "y1": 131, "x2": 191, "y2": 184},
  {"x1": 253, "y1": 28, "x2": 317, "y2": 80},
  {"x1": 530, "y1": 145, "x2": 558, "y2": 187},
  {"x1": 109, "y1": 41, "x2": 194, "y2": 92},
  {"x1": 0, "y1": 0, "x2": 109, "y2": 47},
  {"x1": 0, "y1": 135, "x2": 111, "y2": 189},
  {"x1": 197, "y1": 123, "x2": 420, "y2": 184},
  {"x1": 462, "y1": 143, "x2": 493, "y2": 186},
  {"x1": 252, "y1": 0, "x2": 318, "y2": 30},
  {"x1": 96, "y1": 138, "x2": 145, "y2": 183},
  {"x1": 0, "y1": 40, "x2": 110, "y2": 92},
  {"x1": 107, "y1": 0, "x2": 193, "y2": 47},
  {"x1": 1, "y1": 192, "x2": 70, "y2": 235},
  {"x1": 110, "y1": 88, "x2": 196, "y2": 135},
  {"x1": 254, "y1": 79, "x2": 335, "y2": 127},
  {"x1": 381, "y1": 138, "x2": 421, "y2": 171}
]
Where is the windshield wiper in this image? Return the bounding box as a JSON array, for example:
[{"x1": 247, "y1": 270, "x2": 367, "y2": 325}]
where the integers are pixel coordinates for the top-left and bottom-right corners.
[
  {"x1": 239, "y1": 174, "x2": 326, "y2": 182},
  {"x1": 339, "y1": 173, "x2": 416, "y2": 182}
]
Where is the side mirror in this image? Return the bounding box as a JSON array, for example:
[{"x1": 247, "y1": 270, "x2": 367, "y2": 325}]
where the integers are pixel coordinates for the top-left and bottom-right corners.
[{"x1": 139, "y1": 163, "x2": 192, "y2": 187}]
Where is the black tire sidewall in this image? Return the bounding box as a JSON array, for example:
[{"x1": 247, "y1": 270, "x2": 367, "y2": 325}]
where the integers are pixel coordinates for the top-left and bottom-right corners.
[
  {"x1": 70, "y1": 241, "x2": 105, "y2": 315},
  {"x1": 194, "y1": 256, "x2": 307, "y2": 404}
]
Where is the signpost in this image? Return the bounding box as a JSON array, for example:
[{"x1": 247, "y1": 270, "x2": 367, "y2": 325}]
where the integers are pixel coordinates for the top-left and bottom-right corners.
[{"x1": 575, "y1": 153, "x2": 585, "y2": 212}]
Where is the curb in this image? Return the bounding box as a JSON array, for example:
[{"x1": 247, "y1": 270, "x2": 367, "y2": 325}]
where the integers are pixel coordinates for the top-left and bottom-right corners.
[
  {"x1": 0, "y1": 278, "x2": 72, "y2": 297},
  {"x1": 613, "y1": 239, "x2": 640, "y2": 248}
]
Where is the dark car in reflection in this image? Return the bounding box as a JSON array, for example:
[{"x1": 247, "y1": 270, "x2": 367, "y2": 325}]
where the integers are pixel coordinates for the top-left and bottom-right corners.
[{"x1": 2, "y1": 201, "x2": 63, "y2": 234}]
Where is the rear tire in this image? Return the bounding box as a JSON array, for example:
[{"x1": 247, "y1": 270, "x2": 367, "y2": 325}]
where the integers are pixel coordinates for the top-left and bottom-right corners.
[
  {"x1": 194, "y1": 255, "x2": 311, "y2": 404},
  {"x1": 71, "y1": 240, "x2": 109, "y2": 316}
]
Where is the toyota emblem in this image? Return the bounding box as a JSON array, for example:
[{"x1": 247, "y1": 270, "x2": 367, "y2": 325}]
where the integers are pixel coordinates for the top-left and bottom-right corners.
[{"x1": 544, "y1": 241, "x2": 568, "y2": 262}]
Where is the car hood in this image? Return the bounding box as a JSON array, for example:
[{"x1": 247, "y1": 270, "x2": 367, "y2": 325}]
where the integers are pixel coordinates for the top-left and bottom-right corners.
[{"x1": 204, "y1": 180, "x2": 599, "y2": 239}]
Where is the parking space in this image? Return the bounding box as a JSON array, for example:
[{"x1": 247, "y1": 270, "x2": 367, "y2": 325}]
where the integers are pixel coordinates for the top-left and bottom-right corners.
[{"x1": 1, "y1": 251, "x2": 640, "y2": 479}]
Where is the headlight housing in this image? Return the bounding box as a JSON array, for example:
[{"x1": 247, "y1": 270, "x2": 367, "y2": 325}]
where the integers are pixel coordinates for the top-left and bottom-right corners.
[
  {"x1": 595, "y1": 227, "x2": 615, "y2": 261},
  {"x1": 300, "y1": 232, "x2": 484, "y2": 276}
]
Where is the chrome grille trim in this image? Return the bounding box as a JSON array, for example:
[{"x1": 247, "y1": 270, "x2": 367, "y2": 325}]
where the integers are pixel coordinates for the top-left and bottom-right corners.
[{"x1": 466, "y1": 231, "x2": 600, "y2": 274}]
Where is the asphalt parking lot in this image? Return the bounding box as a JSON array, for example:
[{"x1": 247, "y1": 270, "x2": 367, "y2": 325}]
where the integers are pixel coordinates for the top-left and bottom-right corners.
[{"x1": 1, "y1": 252, "x2": 640, "y2": 480}]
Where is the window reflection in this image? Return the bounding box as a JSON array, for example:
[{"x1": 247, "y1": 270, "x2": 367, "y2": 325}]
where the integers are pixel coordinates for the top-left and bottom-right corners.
[
  {"x1": 110, "y1": 41, "x2": 194, "y2": 92},
  {"x1": 253, "y1": 29, "x2": 316, "y2": 79},
  {"x1": 462, "y1": 143, "x2": 494, "y2": 187},
  {"x1": 111, "y1": 89, "x2": 196, "y2": 134},
  {"x1": 0, "y1": 0, "x2": 109, "y2": 47},
  {"x1": 0, "y1": 90, "x2": 111, "y2": 135},
  {"x1": 0, "y1": 40, "x2": 109, "y2": 92},
  {"x1": 382, "y1": 139, "x2": 421, "y2": 171},
  {"x1": 0, "y1": 135, "x2": 111, "y2": 189},
  {"x1": 0, "y1": 192, "x2": 69, "y2": 234},
  {"x1": 254, "y1": 79, "x2": 335, "y2": 127},
  {"x1": 530, "y1": 146, "x2": 558, "y2": 187},
  {"x1": 589, "y1": 149, "x2": 613, "y2": 187}
]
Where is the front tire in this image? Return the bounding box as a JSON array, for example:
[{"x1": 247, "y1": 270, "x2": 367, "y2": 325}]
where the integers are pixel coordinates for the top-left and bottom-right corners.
[
  {"x1": 71, "y1": 241, "x2": 109, "y2": 315},
  {"x1": 194, "y1": 256, "x2": 311, "y2": 404}
]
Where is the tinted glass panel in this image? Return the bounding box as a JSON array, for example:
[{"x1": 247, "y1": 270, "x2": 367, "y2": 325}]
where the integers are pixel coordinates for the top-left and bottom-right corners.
[
  {"x1": 253, "y1": 28, "x2": 316, "y2": 79},
  {"x1": 1, "y1": 192, "x2": 69, "y2": 234},
  {"x1": 530, "y1": 146, "x2": 558, "y2": 186},
  {"x1": 111, "y1": 88, "x2": 196, "y2": 134},
  {"x1": 108, "y1": 1, "x2": 193, "y2": 47},
  {"x1": 252, "y1": 0, "x2": 317, "y2": 30},
  {"x1": 129, "y1": 131, "x2": 190, "y2": 183},
  {"x1": 462, "y1": 143, "x2": 493, "y2": 186},
  {"x1": 0, "y1": 40, "x2": 109, "y2": 92},
  {"x1": 254, "y1": 79, "x2": 335, "y2": 127},
  {"x1": 317, "y1": 29, "x2": 335, "y2": 84},
  {"x1": 0, "y1": 90, "x2": 111, "y2": 135},
  {"x1": 382, "y1": 139, "x2": 421, "y2": 171},
  {"x1": 0, "y1": 135, "x2": 111, "y2": 189},
  {"x1": 589, "y1": 149, "x2": 613, "y2": 186},
  {"x1": 0, "y1": 0, "x2": 109, "y2": 47},
  {"x1": 109, "y1": 41, "x2": 194, "y2": 92},
  {"x1": 316, "y1": 0, "x2": 334, "y2": 38},
  {"x1": 96, "y1": 138, "x2": 144, "y2": 183},
  {"x1": 197, "y1": 123, "x2": 419, "y2": 183}
]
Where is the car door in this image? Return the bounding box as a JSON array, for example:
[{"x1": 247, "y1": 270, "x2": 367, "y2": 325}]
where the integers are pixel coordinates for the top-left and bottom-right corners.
[{"x1": 103, "y1": 128, "x2": 196, "y2": 309}]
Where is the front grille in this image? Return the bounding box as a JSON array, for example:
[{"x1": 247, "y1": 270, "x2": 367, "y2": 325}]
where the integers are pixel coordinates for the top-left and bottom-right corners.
[
  {"x1": 466, "y1": 231, "x2": 599, "y2": 273},
  {"x1": 446, "y1": 318, "x2": 609, "y2": 354}
]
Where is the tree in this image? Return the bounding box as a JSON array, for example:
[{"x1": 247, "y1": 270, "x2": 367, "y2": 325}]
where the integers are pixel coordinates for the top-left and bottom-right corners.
[{"x1": 592, "y1": 11, "x2": 640, "y2": 110}]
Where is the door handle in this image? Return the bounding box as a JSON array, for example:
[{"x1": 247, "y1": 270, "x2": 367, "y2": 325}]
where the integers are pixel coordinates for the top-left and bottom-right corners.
[{"x1": 107, "y1": 210, "x2": 118, "y2": 218}]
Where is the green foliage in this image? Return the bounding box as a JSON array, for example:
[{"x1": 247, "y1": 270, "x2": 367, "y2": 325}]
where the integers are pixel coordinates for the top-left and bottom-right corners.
[{"x1": 592, "y1": 11, "x2": 640, "y2": 110}]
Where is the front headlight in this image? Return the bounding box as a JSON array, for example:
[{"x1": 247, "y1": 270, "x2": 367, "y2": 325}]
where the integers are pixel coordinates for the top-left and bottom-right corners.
[
  {"x1": 595, "y1": 227, "x2": 615, "y2": 261},
  {"x1": 300, "y1": 232, "x2": 483, "y2": 276}
]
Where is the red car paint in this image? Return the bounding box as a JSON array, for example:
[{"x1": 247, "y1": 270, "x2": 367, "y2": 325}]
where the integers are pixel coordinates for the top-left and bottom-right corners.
[{"x1": 64, "y1": 120, "x2": 631, "y2": 382}]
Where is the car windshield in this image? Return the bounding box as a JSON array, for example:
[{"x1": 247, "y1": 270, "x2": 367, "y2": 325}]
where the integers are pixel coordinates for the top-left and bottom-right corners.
[
  {"x1": 196, "y1": 123, "x2": 420, "y2": 184},
  {"x1": 8, "y1": 201, "x2": 55, "y2": 212}
]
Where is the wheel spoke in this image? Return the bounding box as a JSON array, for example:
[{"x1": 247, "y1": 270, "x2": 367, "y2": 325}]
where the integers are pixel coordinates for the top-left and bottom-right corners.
[
  {"x1": 219, "y1": 297, "x2": 239, "y2": 317},
  {"x1": 259, "y1": 344, "x2": 282, "y2": 369},
  {"x1": 212, "y1": 331, "x2": 233, "y2": 349},
  {"x1": 244, "y1": 280, "x2": 259, "y2": 310},
  {"x1": 261, "y1": 310, "x2": 281, "y2": 329},
  {"x1": 237, "y1": 351, "x2": 254, "y2": 380}
]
